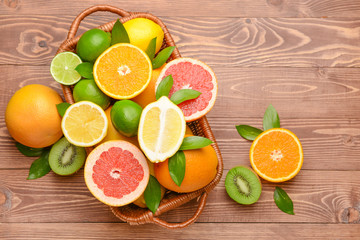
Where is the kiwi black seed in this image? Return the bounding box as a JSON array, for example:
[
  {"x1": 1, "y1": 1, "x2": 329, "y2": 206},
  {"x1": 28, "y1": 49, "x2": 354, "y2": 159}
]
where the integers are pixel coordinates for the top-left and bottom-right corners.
[
  {"x1": 225, "y1": 165, "x2": 262, "y2": 205},
  {"x1": 49, "y1": 137, "x2": 86, "y2": 176}
]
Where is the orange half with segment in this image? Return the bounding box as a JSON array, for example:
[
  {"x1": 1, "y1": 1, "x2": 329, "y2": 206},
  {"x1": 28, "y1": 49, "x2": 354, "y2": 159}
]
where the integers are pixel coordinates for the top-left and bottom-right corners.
[
  {"x1": 250, "y1": 128, "x2": 303, "y2": 182},
  {"x1": 93, "y1": 43, "x2": 152, "y2": 99}
]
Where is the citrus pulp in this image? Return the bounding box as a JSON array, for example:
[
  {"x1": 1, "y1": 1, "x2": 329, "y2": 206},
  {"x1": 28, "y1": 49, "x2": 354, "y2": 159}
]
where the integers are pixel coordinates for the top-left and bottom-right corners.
[
  {"x1": 250, "y1": 128, "x2": 303, "y2": 182},
  {"x1": 84, "y1": 140, "x2": 150, "y2": 206}
]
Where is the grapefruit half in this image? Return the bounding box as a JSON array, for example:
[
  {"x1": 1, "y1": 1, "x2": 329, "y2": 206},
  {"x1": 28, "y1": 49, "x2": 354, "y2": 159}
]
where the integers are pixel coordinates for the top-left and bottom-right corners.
[
  {"x1": 84, "y1": 140, "x2": 150, "y2": 206},
  {"x1": 155, "y1": 58, "x2": 218, "y2": 122}
]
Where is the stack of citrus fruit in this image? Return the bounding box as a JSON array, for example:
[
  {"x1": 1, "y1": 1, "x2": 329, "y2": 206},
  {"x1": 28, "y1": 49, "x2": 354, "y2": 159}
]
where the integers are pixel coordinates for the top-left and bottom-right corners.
[{"x1": 5, "y1": 17, "x2": 220, "y2": 213}]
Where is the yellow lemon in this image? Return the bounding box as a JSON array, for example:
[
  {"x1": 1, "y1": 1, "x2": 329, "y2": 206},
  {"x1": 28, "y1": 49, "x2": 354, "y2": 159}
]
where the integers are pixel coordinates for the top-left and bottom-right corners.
[{"x1": 124, "y1": 18, "x2": 164, "y2": 54}]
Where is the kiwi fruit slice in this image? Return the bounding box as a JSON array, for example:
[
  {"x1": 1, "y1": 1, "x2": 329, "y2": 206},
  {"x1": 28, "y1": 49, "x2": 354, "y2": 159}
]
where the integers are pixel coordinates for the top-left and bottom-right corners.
[
  {"x1": 49, "y1": 137, "x2": 86, "y2": 175},
  {"x1": 225, "y1": 165, "x2": 262, "y2": 205}
]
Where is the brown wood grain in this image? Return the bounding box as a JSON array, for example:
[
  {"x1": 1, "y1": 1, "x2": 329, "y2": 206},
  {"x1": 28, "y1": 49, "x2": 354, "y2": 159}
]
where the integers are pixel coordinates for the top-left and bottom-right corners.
[
  {"x1": 2, "y1": 0, "x2": 360, "y2": 17},
  {"x1": 2, "y1": 15, "x2": 360, "y2": 67},
  {"x1": 2, "y1": 65, "x2": 360, "y2": 119},
  {"x1": 0, "y1": 170, "x2": 359, "y2": 224},
  {"x1": 1, "y1": 0, "x2": 360, "y2": 236},
  {"x1": 1, "y1": 66, "x2": 359, "y2": 170},
  {"x1": 1, "y1": 223, "x2": 360, "y2": 239}
]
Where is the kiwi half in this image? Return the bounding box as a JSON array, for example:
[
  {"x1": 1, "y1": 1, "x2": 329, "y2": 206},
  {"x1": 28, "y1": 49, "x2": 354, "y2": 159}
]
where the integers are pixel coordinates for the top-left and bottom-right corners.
[
  {"x1": 49, "y1": 137, "x2": 86, "y2": 176},
  {"x1": 225, "y1": 165, "x2": 262, "y2": 205}
]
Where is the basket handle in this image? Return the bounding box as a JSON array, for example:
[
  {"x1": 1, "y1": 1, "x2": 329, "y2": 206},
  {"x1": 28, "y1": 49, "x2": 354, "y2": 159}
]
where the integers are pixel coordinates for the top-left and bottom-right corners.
[
  {"x1": 67, "y1": 5, "x2": 131, "y2": 40},
  {"x1": 151, "y1": 191, "x2": 208, "y2": 229}
]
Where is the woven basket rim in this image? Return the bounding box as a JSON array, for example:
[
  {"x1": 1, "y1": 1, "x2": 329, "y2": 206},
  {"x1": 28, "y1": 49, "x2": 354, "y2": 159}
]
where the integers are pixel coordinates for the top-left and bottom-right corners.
[{"x1": 55, "y1": 5, "x2": 223, "y2": 229}]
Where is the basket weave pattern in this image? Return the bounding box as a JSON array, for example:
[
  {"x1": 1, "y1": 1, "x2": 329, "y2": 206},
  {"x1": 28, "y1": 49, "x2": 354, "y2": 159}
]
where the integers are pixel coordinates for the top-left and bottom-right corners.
[{"x1": 56, "y1": 5, "x2": 223, "y2": 229}]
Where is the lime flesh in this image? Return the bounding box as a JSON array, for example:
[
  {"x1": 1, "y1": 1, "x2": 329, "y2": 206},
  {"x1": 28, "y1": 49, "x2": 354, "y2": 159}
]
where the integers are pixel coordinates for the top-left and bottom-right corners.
[{"x1": 50, "y1": 52, "x2": 82, "y2": 85}]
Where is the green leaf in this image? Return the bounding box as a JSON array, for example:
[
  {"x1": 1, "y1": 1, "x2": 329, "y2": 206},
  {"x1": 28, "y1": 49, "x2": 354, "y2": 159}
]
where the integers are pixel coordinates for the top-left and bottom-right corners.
[
  {"x1": 111, "y1": 19, "x2": 130, "y2": 45},
  {"x1": 152, "y1": 46, "x2": 176, "y2": 69},
  {"x1": 170, "y1": 89, "x2": 201, "y2": 105},
  {"x1": 179, "y1": 136, "x2": 213, "y2": 150},
  {"x1": 144, "y1": 175, "x2": 162, "y2": 214},
  {"x1": 75, "y1": 62, "x2": 94, "y2": 79},
  {"x1": 263, "y1": 104, "x2": 280, "y2": 131},
  {"x1": 56, "y1": 102, "x2": 71, "y2": 117},
  {"x1": 235, "y1": 125, "x2": 263, "y2": 141},
  {"x1": 27, "y1": 149, "x2": 51, "y2": 180},
  {"x1": 15, "y1": 142, "x2": 44, "y2": 157},
  {"x1": 145, "y1": 37, "x2": 157, "y2": 60},
  {"x1": 274, "y1": 186, "x2": 295, "y2": 215},
  {"x1": 168, "y1": 151, "x2": 186, "y2": 186},
  {"x1": 155, "y1": 75, "x2": 173, "y2": 100}
]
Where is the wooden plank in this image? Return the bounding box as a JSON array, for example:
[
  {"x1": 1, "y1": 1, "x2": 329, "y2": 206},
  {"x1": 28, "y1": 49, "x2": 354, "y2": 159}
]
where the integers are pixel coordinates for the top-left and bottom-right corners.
[
  {"x1": 2, "y1": 0, "x2": 360, "y2": 17},
  {"x1": 1, "y1": 66, "x2": 359, "y2": 170},
  {"x1": 1, "y1": 223, "x2": 359, "y2": 239},
  {"x1": 1, "y1": 117, "x2": 359, "y2": 170},
  {"x1": 2, "y1": 65, "x2": 360, "y2": 119},
  {"x1": 0, "y1": 170, "x2": 359, "y2": 223},
  {"x1": 2, "y1": 15, "x2": 360, "y2": 67}
]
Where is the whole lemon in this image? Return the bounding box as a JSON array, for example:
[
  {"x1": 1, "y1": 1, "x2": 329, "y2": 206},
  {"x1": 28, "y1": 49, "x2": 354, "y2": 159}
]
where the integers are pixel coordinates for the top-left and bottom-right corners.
[
  {"x1": 124, "y1": 18, "x2": 164, "y2": 54},
  {"x1": 5, "y1": 84, "x2": 63, "y2": 148},
  {"x1": 76, "y1": 29, "x2": 111, "y2": 62}
]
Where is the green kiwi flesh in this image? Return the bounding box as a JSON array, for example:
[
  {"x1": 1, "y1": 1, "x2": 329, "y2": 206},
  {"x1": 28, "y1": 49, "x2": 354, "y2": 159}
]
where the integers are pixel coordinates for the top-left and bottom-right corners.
[
  {"x1": 225, "y1": 165, "x2": 262, "y2": 205},
  {"x1": 49, "y1": 137, "x2": 86, "y2": 175}
]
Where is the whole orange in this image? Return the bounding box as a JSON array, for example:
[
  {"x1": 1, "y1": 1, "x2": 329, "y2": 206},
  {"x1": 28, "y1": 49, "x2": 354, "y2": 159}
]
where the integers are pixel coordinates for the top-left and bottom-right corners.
[
  {"x1": 154, "y1": 145, "x2": 218, "y2": 193},
  {"x1": 5, "y1": 84, "x2": 63, "y2": 148},
  {"x1": 131, "y1": 65, "x2": 165, "y2": 108}
]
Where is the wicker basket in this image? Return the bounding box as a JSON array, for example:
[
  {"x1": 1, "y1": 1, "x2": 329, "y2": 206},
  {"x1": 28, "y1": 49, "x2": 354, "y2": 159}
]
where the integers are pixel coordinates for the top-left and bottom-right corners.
[{"x1": 56, "y1": 5, "x2": 223, "y2": 229}]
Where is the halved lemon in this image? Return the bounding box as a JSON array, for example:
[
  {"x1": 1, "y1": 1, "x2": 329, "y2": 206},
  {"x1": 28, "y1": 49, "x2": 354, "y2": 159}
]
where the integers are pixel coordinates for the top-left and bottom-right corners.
[
  {"x1": 61, "y1": 101, "x2": 108, "y2": 147},
  {"x1": 138, "y1": 96, "x2": 186, "y2": 163}
]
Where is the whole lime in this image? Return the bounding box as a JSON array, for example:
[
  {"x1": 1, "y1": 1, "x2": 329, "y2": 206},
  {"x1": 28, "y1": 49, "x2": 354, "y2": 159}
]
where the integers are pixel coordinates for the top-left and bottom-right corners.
[
  {"x1": 110, "y1": 100, "x2": 143, "y2": 137},
  {"x1": 73, "y1": 79, "x2": 110, "y2": 110},
  {"x1": 76, "y1": 29, "x2": 111, "y2": 62}
]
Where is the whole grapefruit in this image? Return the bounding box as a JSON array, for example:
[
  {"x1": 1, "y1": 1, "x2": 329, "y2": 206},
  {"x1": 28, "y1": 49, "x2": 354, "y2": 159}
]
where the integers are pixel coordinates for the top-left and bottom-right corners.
[{"x1": 5, "y1": 84, "x2": 63, "y2": 148}]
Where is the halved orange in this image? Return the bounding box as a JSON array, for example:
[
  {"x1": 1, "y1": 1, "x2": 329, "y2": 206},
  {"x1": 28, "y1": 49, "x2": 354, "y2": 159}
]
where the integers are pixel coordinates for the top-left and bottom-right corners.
[
  {"x1": 93, "y1": 43, "x2": 152, "y2": 99},
  {"x1": 250, "y1": 128, "x2": 303, "y2": 182}
]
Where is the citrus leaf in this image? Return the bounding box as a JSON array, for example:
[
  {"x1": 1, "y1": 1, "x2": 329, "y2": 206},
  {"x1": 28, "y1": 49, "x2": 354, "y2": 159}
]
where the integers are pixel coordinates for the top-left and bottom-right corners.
[
  {"x1": 274, "y1": 186, "x2": 295, "y2": 215},
  {"x1": 15, "y1": 142, "x2": 44, "y2": 157},
  {"x1": 145, "y1": 37, "x2": 157, "y2": 60},
  {"x1": 179, "y1": 136, "x2": 213, "y2": 150},
  {"x1": 263, "y1": 104, "x2": 280, "y2": 130},
  {"x1": 168, "y1": 150, "x2": 186, "y2": 187},
  {"x1": 111, "y1": 19, "x2": 130, "y2": 45},
  {"x1": 75, "y1": 62, "x2": 93, "y2": 79},
  {"x1": 144, "y1": 175, "x2": 162, "y2": 214},
  {"x1": 170, "y1": 89, "x2": 201, "y2": 105},
  {"x1": 152, "y1": 46, "x2": 176, "y2": 69},
  {"x1": 56, "y1": 102, "x2": 71, "y2": 117},
  {"x1": 27, "y1": 149, "x2": 51, "y2": 180},
  {"x1": 235, "y1": 125, "x2": 263, "y2": 141},
  {"x1": 155, "y1": 75, "x2": 173, "y2": 100}
]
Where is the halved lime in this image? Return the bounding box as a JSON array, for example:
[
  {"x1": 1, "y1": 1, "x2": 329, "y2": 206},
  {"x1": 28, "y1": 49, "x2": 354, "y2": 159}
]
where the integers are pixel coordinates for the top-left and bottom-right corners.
[{"x1": 50, "y1": 52, "x2": 82, "y2": 85}]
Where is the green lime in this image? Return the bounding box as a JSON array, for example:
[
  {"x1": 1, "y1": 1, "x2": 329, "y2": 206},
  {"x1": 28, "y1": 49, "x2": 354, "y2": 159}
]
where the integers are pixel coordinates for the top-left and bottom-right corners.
[
  {"x1": 110, "y1": 100, "x2": 143, "y2": 137},
  {"x1": 76, "y1": 29, "x2": 111, "y2": 62},
  {"x1": 50, "y1": 52, "x2": 82, "y2": 85},
  {"x1": 73, "y1": 79, "x2": 111, "y2": 110}
]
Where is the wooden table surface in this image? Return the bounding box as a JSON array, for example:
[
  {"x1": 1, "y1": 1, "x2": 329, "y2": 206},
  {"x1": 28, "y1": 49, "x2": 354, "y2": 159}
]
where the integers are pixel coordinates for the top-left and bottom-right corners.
[{"x1": 1, "y1": 1, "x2": 360, "y2": 239}]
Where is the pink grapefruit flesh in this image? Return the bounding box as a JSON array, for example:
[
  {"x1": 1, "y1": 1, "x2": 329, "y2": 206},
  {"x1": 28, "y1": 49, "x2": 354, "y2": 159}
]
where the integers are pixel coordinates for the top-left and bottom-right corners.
[
  {"x1": 84, "y1": 140, "x2": 149, "y2": 206},
  {"x1": 156, "y1": 58, "x2": 217, "y2": 122}
]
